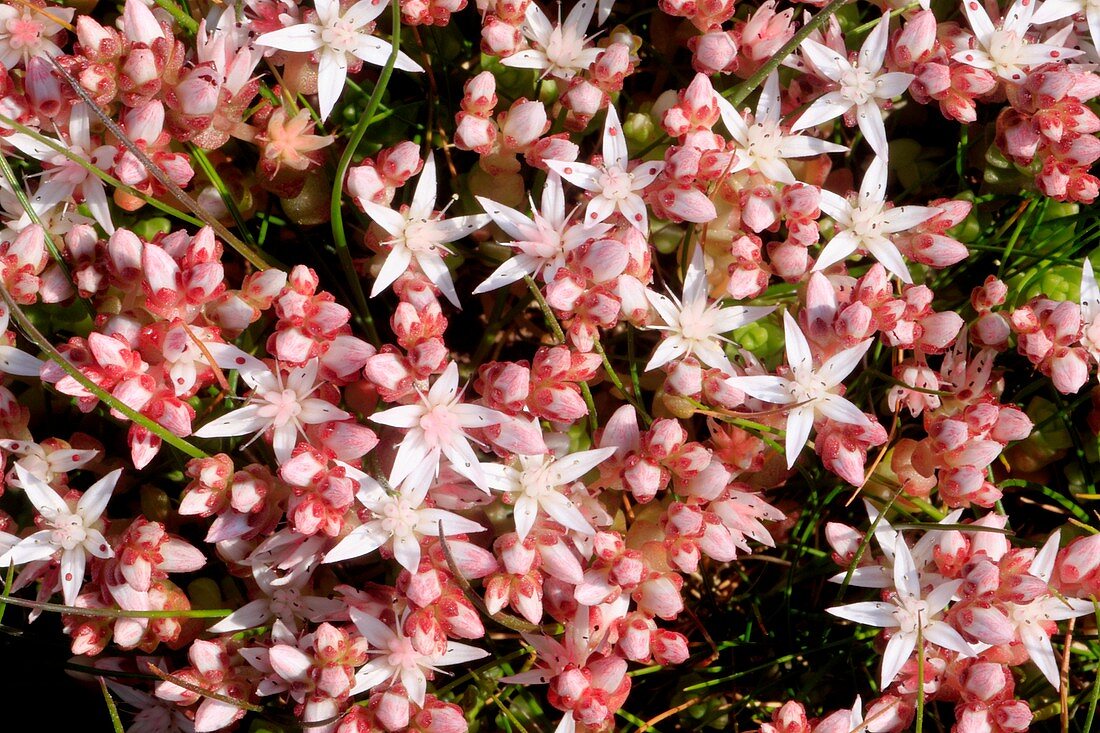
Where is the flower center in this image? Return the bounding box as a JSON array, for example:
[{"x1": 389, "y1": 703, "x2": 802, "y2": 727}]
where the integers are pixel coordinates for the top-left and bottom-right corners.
[
  {"x1": 839, "y1": 66, "x2": 879, "y2": 106},
  {"x1": 378, "y1": 496, "x2": 418, "y2": 534},
  {"x1": 893, "y1": 596, "x2": 931, "y2": 635},
  {"x1": 419, "y1": 404, "x2": 461, "y2": 448},
  {"x1": 259, "y1": 389, "x2": 304, "y2": 427},
  {"x1": 386, "y1": 636, "x2": 422, "y2": 671},
  {"x1": 402, "y1": 219, "x2": 442, "y2": 253},
  {"x1": 598, "y1": 167, "x2": 634, "y2": 200},
  {"x1": 51, "y1": 513, "x2": 87, "y2": 551}
]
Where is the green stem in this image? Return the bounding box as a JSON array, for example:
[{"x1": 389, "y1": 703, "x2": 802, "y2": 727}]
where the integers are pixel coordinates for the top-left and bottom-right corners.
[
  {"x1": 915, "y1": 623, "x2": 926, "y2": 733},
  {"x1": 99, "y1": 678, "x2": 125, "y2": 733},
  {"x1": 592, "y1": 338, "x2": 651, "y2": 425},
  {"x1": 152, "y1": 0, "x2": 198, "y2": 34},
  {"x1": 329, "y1": 1, "x2": 405, "y2": 348},
  {"x1": 0, "y1": 287, "x2": 210, "y2": 460},
  {"x1": 189, "y1": 145, "x2": 257, "y2": 246}
]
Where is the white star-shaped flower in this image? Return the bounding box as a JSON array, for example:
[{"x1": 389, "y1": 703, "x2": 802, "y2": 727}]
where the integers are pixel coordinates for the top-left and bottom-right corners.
[
  {"x1": 813, "y1": 155, "x2": 937, "y2": 283},
  {"x1": 827, "y1": 533, "x2": 975, "y2": 689},
  {"x1": 370, "y1": 361, "x2": 505, "y2": 491},
  {"x1": 716, "y1": 71, "x2": 848, "y2": 184},
  {"x1": 360, "y1": 154, "x2": 491, "y2": 308},
  {"x1": 502, "y1": 0, "x2": 602, "y2": 79},
  {"x1": 193, "y1": 355, "x2": 351, "y2": 464},
  {"x1": 350, "y1": 608, "x2": 488, "y2": 706},
  {"x1": 323, "y1": 464, "x2": 486, "y2": 572},
  {"x1": 0, "y1": 465, "x2": 120, "y2": 606},
  {"x1": 644, "y1": 247, "x2": 775, "y2": 373},
  {"x1": 953, "y1": 0, "x2": 1082, "y2": 83},
  {"x1": 1005, "y1": 530, "x2": 1095, "y2": 688},
  {"x1": 545, "y1": 105, "x2": 665, "y2": 235},
  {"x1": 725, "y1": 311, "x2": 874, "y2": 470},
  {"x1": 474, "y1": 173, "x2": 609, "y2": 294},
  {"x1": 484, "y1": 447, "x2": 614, "y2": 540},
  {"x1": 791, "y1": 11, "x2": 914, "y2": 158},
  {"x1": 255, "y1": 0, "x2": 424, "y2": 121}
]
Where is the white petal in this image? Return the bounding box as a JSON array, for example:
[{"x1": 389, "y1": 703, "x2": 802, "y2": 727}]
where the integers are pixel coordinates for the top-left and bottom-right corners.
[
  {"x1": 855, "y1": 104, "x2": 888, "y2": 158},
  {"x1": 800, "y1": 39, "x2": 849, "y2": 83},
  {"x1": 15, "y1": 464, "x2": 67, "y2": 515},
  {"x1": 783, "y1": 311, "x2": 813, "y2": 381},
  {"x1": 323, "y1": 522, "x2": 389, "y2": 563},
  {"x1": 544, "y1": 160, "x2": 601, "y2": 191},
  {"x1": 1021, "y1": 625, "x2": 1061, "y2": 688},
  {"x1": 59, "y1": 549, "x2": 87, "y2": 606},
  {"x1": 819, "y1": 338, "x2": 874, "y2": 388},
  {"x1": 826, "y1": 601, "x2": 898, "y2": 627},
  {"x1": 725, "y1": 375, "x2": 792, "y2": 404},
  {"x1": 602, "y1": 105, "x2": 627, "y2": 170},
  {"x1": 514, "y1": 495, "x2": 539, "y2": 541},
  {"x1": 816, "y1": 394, "x2": 871, "y2": 428},
  {"x1": 813, "y1": 230, "x2": 859, "y2": 273},
  {"x1": 859, "y1": 11, "x2": 891, "y2": 74},
  {"x1": 208, "y1": 599, "x2": 273, "y2": 633},
  {"x1": 792, "y1": 89, "x2": 849, "y2": 129},
  {"x1": 552, "y1": 447, "x2": 618, "y2": 484},
  {"x1": 193, "y1": 404, "x2": 270, "y2": 439},
  {"x1": 411, "y1": 154, "x2": 438, "y2": 219},
  {"x1": 76, "y1": 468, "x2": 120, "y2": 522},
  {"x1": 784, "y1": 405, "x2": 815, "y2": 469},
  {"x1": 370, "y1": 243, "x2": 413, "y2": 298},
  {"x1": 880, "y1": 631, "x2": 916, "y2": 688},
  {"x1": 255, "y1": 24, "x2": 324, "y2": 53},
  {"x1": 924, "y1": 621, "x2": 976, "y2": 656},
  {"x1": 0, "y1": 346, "x2": 42, "y2": 377},
  {"x1": 892, "y1": 534, "x2": 920, "y2": 598}
]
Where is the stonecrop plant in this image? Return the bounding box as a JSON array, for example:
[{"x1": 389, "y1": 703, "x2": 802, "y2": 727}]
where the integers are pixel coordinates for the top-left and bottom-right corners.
[{"x1": 3, "y1": 0, "x2": 1100, "y2": 731}]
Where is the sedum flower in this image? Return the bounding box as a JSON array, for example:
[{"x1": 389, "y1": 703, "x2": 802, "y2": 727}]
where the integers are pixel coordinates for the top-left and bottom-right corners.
[
  {"x1": 12, "y1": 104, "x2": 118, "y2": 234},
  {"x1": 322, "y1": 464, "x2": 486, "y2": 572},
  {"x1": 0, "y1": 0, "x2": 74, "y2": 69},
  {"x1": 643, "y1": 247, "x2": 775, "y2": 373},
  {"x1": 545, "y1": 105, "x2": 665, "y2": 235},
  {"x1": 827, "y1": 533, "x2": 975, "y2": 688},
  {"x1": 792, "y1": 11, "x2": 914, "y2": 158},
  {"x1": 483, "y1": 447, "x2": 615, "y2": 540},
  {"x1": 1006, "y1": 530, "x2": 1094, "y2": 688},
  {"x1": 474, "y1": 173, "x2": 608, "y2": 294},
  {"x1": 369, "y1": 361, "x2": 505, "y2": 490},
  {"x1": 349, "y1": 608, "x2": 489, "y2": 706},
  {"x1": 0, "y1": 465, "x2": 121, "y2": 606},
  {"x1": 813, "y1": 155, "x2": 937, "y2": 283},
  {"x1": 193, "y1": 356, "x2": 351, "y2": 464},
  {"x1": 502, "y1": 0, "x2": 602, "y2": 79},
  {"x1": 255, "y1": 0, "x2": 424, "y2": 121},
  {"x1": 954, "y1": 0, "x2": 1082, "y2": 83},
  {"x1": 716, "y1": 71, "x2": 847, "y2": 184},
  {"x1": 725, "y1": 311, "x2": 874, "y2": 470},
  {"x1": 360, "y1": 154, "x2": 491, "y2": 308}
]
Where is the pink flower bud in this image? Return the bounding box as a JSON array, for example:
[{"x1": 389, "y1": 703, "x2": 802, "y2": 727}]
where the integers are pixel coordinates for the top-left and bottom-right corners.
[{"x1": 690, "y1": 30, "x2": 738, "y2": 75}]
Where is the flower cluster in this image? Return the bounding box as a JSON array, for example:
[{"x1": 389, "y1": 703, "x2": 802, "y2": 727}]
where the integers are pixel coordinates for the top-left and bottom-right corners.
[{"x1": 0, "y1": 0, "x2": 1098, "y2": 731}]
